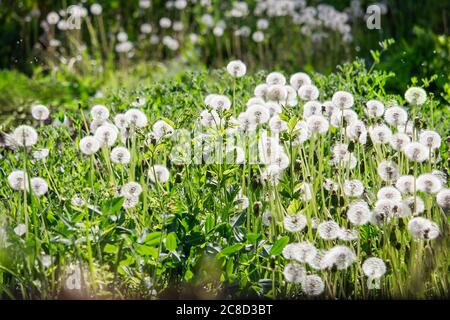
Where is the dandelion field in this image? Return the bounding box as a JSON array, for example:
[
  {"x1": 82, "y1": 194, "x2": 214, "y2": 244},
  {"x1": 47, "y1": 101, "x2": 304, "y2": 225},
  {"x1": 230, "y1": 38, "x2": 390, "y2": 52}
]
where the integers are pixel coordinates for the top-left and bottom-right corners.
[{"x1": 0, "y1": 1, "x2": 449, "y2": 302}]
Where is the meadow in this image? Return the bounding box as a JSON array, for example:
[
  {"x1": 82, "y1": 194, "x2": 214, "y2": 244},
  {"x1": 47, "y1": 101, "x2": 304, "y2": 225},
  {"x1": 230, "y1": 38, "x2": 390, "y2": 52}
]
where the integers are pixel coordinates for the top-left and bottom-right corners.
[{"x1": 0, "y1": 1, "x2": 449, "y2": 300}]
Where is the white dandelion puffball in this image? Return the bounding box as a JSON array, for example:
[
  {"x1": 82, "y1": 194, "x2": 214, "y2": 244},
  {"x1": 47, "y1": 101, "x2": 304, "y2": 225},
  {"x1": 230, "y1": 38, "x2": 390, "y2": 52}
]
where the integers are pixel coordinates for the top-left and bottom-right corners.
[
  {"x1": 90, "y1": 3, "x2": 102, "y2": 15},
  {"x1": 247, "y1": 97, "x2": 265, "y2": 107},
  {"x1": 209, "y1": 95, "x2": 231, "y2": 112},
  {"x1": 419, "y1": 130, "x2": 441, "y2": 150},
  {"x1": 254, "y1": 84, "x2": 268, "y2": 98},
  {"x1": 298, "y1": 84, "x2": 319, "y2": 101},
  {"x1": 266, "y1": 85, "x2": 287, "y2": 102},
  {"x1": 8, "y1": 170, "x2": 28, "y2": 191},
  {"x1": 123, "y1": 196, "x2": 139, "y2": 209},
  {"x1": 265, "y1": 102, "x2": 282, "y2": 116},
  {"x1": 384, "y1": 106, "x2": 408, "y2": 126},
  {"x1": 270, "y1": 151, "x2": 290, "y2": 169},
  {"x1": 377, "y1": 161, "x2": 399, "y2": 182},
  {"x1": 417, "y1": 173, "x2": 442, "y2": 194},
  {"x1": 283, "y1": 214, "x2": 307, "y2": 232},
  {"x1": 234, "y1": 193, "x2": 249, "y2": 211},
  {"x1": 436, "y1": 189, "x2": 450, "y2": 211},
  {"x1": 31, "y1": 104, "x2": 50, "y2": 121},
  {"x1": 139, "y1": 0, "x2": 151, "y2": 9},
  {"x1": 292, "y1": 241, "x2": 317, "y2": 263},
  {"x1": 332, "y1": 91, "x2": 354, "y2": 109},
  {"x1": 90, "y1": 104, "x2": 109, "y2": 121},
  {"x1": 290, "y1": 73, "x2": 311, "y2": 91},
  {"x1": 338, "y1": 228, "x2": 359, "y2": 241},
  {"x1": 306, "y1": 115, "x2": 329, "y2": 134},
  {"x1": 369, "y1": 124, "x2": 392, "y2": 144},
  {"x1": 365, "y1": 100, "x2": 384, "y2": 118},
  {"x1": 110, "y1": 147, "x2": 131, "y2": 164},
  {"x1": 226, "y1": 60, "x2": 246, "y2": 78},
  {"x1": 405, "y1": 87, "x2": 427, "y2": 105},
  {"x1": 94, "y1": 125, "x2": 118, "y2": 147},
  {"x1": 404, "y1": 142, "x2": 429, "y2": 163},
  {"x1": 159, "y1": 17, "x2": 172, "y2": 28},
  {"x1": 377, "y1": 186, "x2": 402, "y2": 202},
  {"x1": 46, "y1": 12, "x2": 60, "y2": 25},
  {"x1": 79, "y1": 136, "x2": 100, "y2": 155},
  {"x1": 71, "y1": 195, "x2": 85, "y2": 207},
  {"x1": 140, "y1": 23, "x2": 152, "y2": 34},
  {"x1": 269, "y1": 115, "x2": 288, "y2": 133},
  {"x1": 324, "y1": 246, "x2": 356, "y2": 270},
  {"x1": 317, "y1": 220, "x2": 341, "y2": 240},
  {"x1": 389, "y1": 132, "x2": 410, "y2": 151},
  {"x1": 343, "y1": 179, "x2": 364, "y2": 197},
  {"x1": 395, "y1": 175, "x2": 415, "y2": 194},
  {"x1": 283, "y1": 262, "x2": 306, "y2": 284},
  {"x1": 347, "y1": 201, "x2": 371, "y2": 226},
  {"x1": 247, "y1": 104, "x2": 270, "y2": 125},
  {"x1": 120, "y1": 182, "x2": 143, "y2": 198},
  {"x1": 298, "y1": 182, "x2": 313, "y2": 201},
  {"x1": 252, "y1": 31, "x2": 264, "y2": 42},
  {"x1": 362, "y1": 257, "x2": 387, "y2": 278},
  {"x1": 266, "y1": 72, "x2": 286, "y2": 86},
  {"x1": 13, "y1": 125, "x2": 38, "y2": 147},
  {"x1": 403, "y1": 196, "x2": 425, "y2": 216},
  {"x1": 125, "y1": 109, "x2": 148, "y2": 128},
  {"x1": 29, "y1": 177, "x2": 48, "y2": 196},
  {"x1": 408, "y1": 217, "x2": 440, "y2": 240},
  {"x1": 149, "y1": 165, "x2": 170, "y2": 183},
  {"x1": 302, "y1": 275, "x2": 325, "y2": 296},
  {"x1": 153, "y1": 120, "x2": 174, "y2": 138},
  {"x1": 33, "y1": 148, "x2": 49, "y2": 160},
  {"x1": 303, "y1": 101, "x2": 322, "y2": 118},
  {"x1": 14, "y1": 224, "x2": 27, "y2": 237},
  {"x1": 114, "y1": 114, "x2": 129, "y2": 129}
]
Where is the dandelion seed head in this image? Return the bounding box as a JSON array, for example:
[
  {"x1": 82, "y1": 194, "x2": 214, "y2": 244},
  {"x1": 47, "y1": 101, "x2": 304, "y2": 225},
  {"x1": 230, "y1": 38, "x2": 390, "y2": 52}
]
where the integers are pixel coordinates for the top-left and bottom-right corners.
[
  {"x1": 389, "y1": 132, "x2": 410, "y2": 151},
  {"x1": 343, "y1": 179, "x2": 364, "y2": 197},
  {"x1": 125, "y1": 109, "x2": 148, "y2": 128},
  {"x1": 266, "y1": 84, "x2": 288, "y2": 102},
  {"x1": 330, "y1": 109, "x2": 358, "y2": 128},
  {"x1": 417, "y1": 173, "x2": 442, "y2": 194},
  {"x1": 31, "y1": 104, "x2": 50, "y2": 121},
  {"x1": 114, "y1": 114, "x2": 129, "y2": 129},
  {"x1": 372, "y1": 199, "x2": 395, "y2": 224},
  {"x1": 377, "y1": 186, "x2": 402, "y2": 202},
  {"x1": 290, "y1": 72, "x2": 312, "y2": 90},
  {"x1": 71, "y1": 195, "x2": 85, "y2": 207},
  {"x1": 226, "y1": 60, "x2": 246, "y2": 78},
  {"x1": 436, "y1": 189, "x2": 450, "y2": 211},
  {"x1": 122, "y1": 196, "x2": 139, "y2": 209},
  {"x1": 338, "y1": 228, "x2": 359, "y2": 241},
  {"x1": 419, "y1": 130, "x2": 441, "y2": 150},
  {"x1": 317, "y1": 220, "x2": 340, "y2": 240},
  {"x1": 234, "y1": 193, "x2": 249, "y2": 211},
  {"x1": 79, "y1": 136, "x2": 100, "y2": 155},
  {"x1": 13, "y1": 125, "x2": 38, "y2": 147},
  {"x1": 110, "y1": 146, "x2": 131, "y2": 164},
  {"x1": 90, "y1": 3, "x2": 102, "y2": 15},
  {"x1": 283, "y1": 213, "x2": 307, "y2": 232},
  {"x1": 408, "y1": 217, "x2": 439, "y2": 240},
  {"x1": 33, "y1": 148, "x2": 49, "y2": 160},
  {"x1": 404, "y1": 142, "x2": 429, "y2": 163},
  {"x1": 303, "y1": 101, "x2": 322, "y2": 118},
  {"x1": 403, "y1": 196, "x2": 424, "y2": 216},
  {"x1": 262, "y1": 210, "x2": 273, "y2": 226},
  {"x1": 153, "y1": 120, "x2": 174, "y2": 139},
  {"x1": 323, "y1": 101, "x2": 337, "y2": 117},
  {"x1": 94, "y1": 124, "x2": 118, "y2": 147},
  {"x1": 302, "y1": 275, "x2": 325, "y2": 296},
  {"x1": 405, "y1": 87, "x2": 427, "y2": 105},
  {"x1": 324, "y1": 245, "x2": 356, "y2": 270},
  {"x1": 395, "y1": 175, "x2": 415, "y2": 194},
  {"x1": 8, "y1": 170, "x2": 28, "y2": 191},
  {"x1": 247, "y1": 97, "x2": 266, "y2": 107},
  {"x1": 29, "y1": 177, "x2": 48, "y2": 196},
  {"x1": 298, "y1": 84, "x2": 319, "y2": 101},
  {"x1": 347, "y1": 201, "x2": 371, "y2": 226},
  {"x1": 332, "y1": 91, "x2": 354, "y2": 109},
  {"x1": 306, "y1": 115, "x2": 329, "y2": 134},
  {"x1": 377, "y1": 160, "x2": 399, "y2": 182},
  {"x1": 265, "y1": 102, "x2": 282, "y2": 116},
  {"x1": 247, "y1": 104, "x2": 270, "y2": 125},
  {"x1": 384, "y1": 106, "x2": 408, "y2": 126},
  {"x1": 90, "y1": 104, "x2": 110, "y2": 121},
  {"x1": 149, "y1": 165, "x2": 170, "y2": 183},
  {"x1": 261, "y1": 165, "x2": 283, "y2": 185},
  {"x1": 362, "y1": 257, "x2": 386, "y2": 278},
  {"x1": 365, "y1": 100, "x2": 384, "y2": 118},
  {"x1": 369, "y1": 124, "x2": 392, "y2": 144},
  {"x1": 266, "y1": 72, "x2": 286, "y2": 86},
  {"x1": 254, "y1": 84, "x2": 268, "y2": 98},
  {"x1": 120, "y1": 182, "x2": 142, "y2": 198},
  {"x1": 283, "y1": 262, "x2": 306, "y2": 284},
  {"x1": 14, "y1": 224, "x2": 27, "y2": 236}
]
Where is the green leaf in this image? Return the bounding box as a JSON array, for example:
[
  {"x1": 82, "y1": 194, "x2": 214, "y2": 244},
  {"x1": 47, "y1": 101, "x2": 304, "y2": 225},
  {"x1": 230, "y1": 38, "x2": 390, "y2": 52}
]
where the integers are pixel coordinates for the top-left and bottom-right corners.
[
  {"x1": 143, "y1": 232, "x2": 162, "y2": 246},
  {"x1": 135, "y1": 244, "x2": 158, "y2": 258},
  {"x1": 246, "y1": 232, "x2": 261, "y2": 243},
  {"x1": 104, "y1": 243, "x2": 118, "y2": 254},
  {"x1": 270, "y1": 236, "x2": 289, "y2": 256},
  {"x1": 165, "y1": 232, "x2": 177, "y2": 252},
  {"x1": 220, "y1": 243, "x2": 244, "y2": 256},
  {"x1": 102, "y1": 197, "x2": 125, "y2": 215}
]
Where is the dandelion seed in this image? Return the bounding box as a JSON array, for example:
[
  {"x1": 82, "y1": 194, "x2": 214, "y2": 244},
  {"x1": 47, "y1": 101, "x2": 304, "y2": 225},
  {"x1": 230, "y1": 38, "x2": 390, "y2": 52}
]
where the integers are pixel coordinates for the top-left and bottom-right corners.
[
  {"x1": 365, "y1": 100, "x2": 384, "y2": 118},
  {"x1": 346, "y1": 120, "x2": 367, "y2": 143},
  {"x1": 290, "y1": 72, "x2": 312, "y2": 91},
  {"x1": 8, "y1": 170, "x2": 28, "y2": 191},
  {"x1": 419, "y1": 130, "x2": 441, "y2": 150},
  {"x1": 403, "y1": 196, "x2": 424, "y2": 216},
  {"x1": 125, "y1": 109, "x2": 148, "y2": 128},
  {"x1": 153, "y1": 120, "x2": 174, "y2": 139},
  {"x1": 317, "y1": 220, "x2": 340, "y2": 240},
  {"x1": 265, "y1": 102, "x2": 282, "y2": 116},
  {"x1": 120, "y1": 182, "x2": 142, "y2": 198},
  {"x1": 298, "y1": 182, "x2": 313, "y2": 201},
  {"x1": 324, "y1": 245, "x2": 356, "y2": 270},
  {"x1": 417, "y1": 173, "x2": 442, "y2": 194},
  {"x1": 343, "y1": 179, "x2": 364, "y2": 197},
  {"x1": 395, "y1": 175, "x2": 415, "y2": 194},
  {"x1": 405, "y1": 87, "x2": 427, "y2": 105},
  {"x1": 252, "y1": 31, "x2": 264, "y2": 42},
  {"x1": 323, "y1": 178, "x2": 339, "y2": 192},
  {"x1": 330, "y1": 109, "x2": 358, "y2": 128},
  {"x1": 79, "y1": 136, "x2": 100, "y2": 155},
  {"x1": 362, "y1": 257, "x2": 386, "y2": 278},
  {"x1": 226, "y1": 60, "x2": 246, "y2": 78},
  {"x1": 389, "y1": 132, "x2": 410, "y2": 151},
  {"x1": 247, "y1": 97, "x2": 266, "y2": 107},
  {"x1": 371, "y1": 199, "x2": 395, "y2": 224},
  {"x1": 110, "y1": 146, "x2": 131, "y2": 164},
  {"x1": 307, "y1": 249, "x2": 329, "y2": 270},
  {"x1": 266, "y1": 72, "x2": 286, "y2": 86},
  {"x1": 347, "y1": 201, "x2": 371, "y2": 226},
  {"x1": 369, "y1": 124, "x2": 392, "y2": 144},
  {"x1": 149, "y1": 165, "x2": 170, "y2": 184},
  {"x1": 404, "y1": 142, "x2": 429, "y2": 162},
  {"x1": 283, "y1": 262, "x2": 306, "y2": 284},
  {"x1": 332, "y1": 91, "x2": 354, "y2": 109},
  {"x1": 436, "y1": 189, "x2": 450, "y2": 211},
  {"x1": 384, "y1": 106, "x2": 408, "y2": 126},
  {"x1": 14, "y1": 224, "x2": 27, "y2": 236},
  {"x1": 247, "y1": 104, "x2": 270, "y2": 125},
  {"x1": 270, "y1": 151, "x2": 290, "y2": 169},
  {"x1": 377, "y1": 186, "x2": 402, "y2": 201},
  {"x1": 90, "y1": 104, "x2": 109, "y2": 121},
  {"x1": 31, "y1": 104, "x2": 50, "y2": 121},
  {"x1": 303, "y1": 101, "x2": 322, "y2": 118},
  {"x1": 302, "y1": 275, "x2": 325, "y2": 296},
  {"x1": 123, "y1": 196, "x2": 139, "y2": 209},
  {"x1": 323, "y1": 101, "x2": 337, "y2": 117},
  {"x1": 377, "y1": 161, "x2": 399, "y2": 182},
  {"x1": 408, "y1": 217, "x2": 439, "y2": 240},
  {"x1": 298, "y1": 84, "x2": 319, "y2": 101},
  {"x1": 29, "y1": 177, "x2": 48, "y2": 196},
  {"x1": 283, "y1": 214, "x2": 307, "y2": 232},
  {"x1": 262, "y1": 210, "x2": 273, "y2": 226},
  {"x1": 266, "y1": 85, "x2": 288, "y2": 102},
  {"x1": 13, "y1": 125, "x2": 38, "y2": 147},
  {"x1": 33, "y1": 148, "x2": 49, "y2": 160},
  {"x1": 200, "y1": 109, "x2": 221, "y2": 128},
  {"x1": 94, "y1": 125, "x2": 118, "y2": 147},
  {"x1": 90, "y1": 3, "x2": 102, "y2": 15},
  {"x1": 254, "y1": 84, "x2": 268, "y2": 98},
  {"x1": 261, "y1": 165, "x2": 283, "y2": 185},
  {"x1": 114, "y1": 114, "x2": 129, "y2": 129}
]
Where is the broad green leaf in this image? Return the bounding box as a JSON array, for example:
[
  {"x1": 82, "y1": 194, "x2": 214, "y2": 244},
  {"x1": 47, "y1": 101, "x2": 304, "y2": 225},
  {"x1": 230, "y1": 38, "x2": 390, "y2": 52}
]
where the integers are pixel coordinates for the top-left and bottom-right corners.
[
  {"x1": 270, "y1": 236, "x2": 289, "y2": 256},
  {"x1": 165, "y1": 232, "x2": 177, "y2": 251}
]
